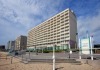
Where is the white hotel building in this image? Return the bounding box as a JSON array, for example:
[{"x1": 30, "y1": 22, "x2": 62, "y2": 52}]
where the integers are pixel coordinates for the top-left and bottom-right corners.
[{"x1": 27, "y1": 8, "x2": 77, "y2": 51}]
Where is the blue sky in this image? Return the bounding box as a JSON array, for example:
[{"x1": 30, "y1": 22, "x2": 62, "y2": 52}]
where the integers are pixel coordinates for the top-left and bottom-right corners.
[{"x1": 0, "y1": 0, "x2": 100, "y2": 45}]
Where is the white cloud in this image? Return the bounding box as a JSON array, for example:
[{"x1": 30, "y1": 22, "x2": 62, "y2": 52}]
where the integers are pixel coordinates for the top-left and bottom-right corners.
[
  {"x1": 77, "y1": 9, "x2": 100, "y2": 44},
  {"x1": 0, "y1": 0, "x2": 62, "y2": 27},
  {"x1": 0, "y1": 0, "x2": 63, "y2": 44},
  {"x1": 0, "y1": 0, "x2": 100, "y2": 45}
]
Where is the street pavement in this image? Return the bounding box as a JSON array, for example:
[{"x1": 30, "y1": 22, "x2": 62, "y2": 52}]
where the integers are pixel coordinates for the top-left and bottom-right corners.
[{"x1": 20, "y1": 52, "x2": 100, "y2": 60}]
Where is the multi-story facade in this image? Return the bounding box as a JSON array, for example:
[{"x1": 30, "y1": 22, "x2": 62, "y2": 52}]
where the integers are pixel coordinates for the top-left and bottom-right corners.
[
  {"x1": 7, "y1": 41, "x2": 15, "y2": 51},
  {"x1": 15, "y1": 35, "x2": 27, "y2": 50},
  {"x1": 27, "y1": 8, "x2": 77, "y2": 50}
]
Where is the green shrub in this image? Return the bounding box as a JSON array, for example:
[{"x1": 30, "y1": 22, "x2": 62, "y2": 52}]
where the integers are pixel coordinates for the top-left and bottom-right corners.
[
  {"x1": 43, "y1": 49, "x2": 67, "y2": 53},
  {"x1": 43, "y1": 50, "x2": 49, "y2": 53}
]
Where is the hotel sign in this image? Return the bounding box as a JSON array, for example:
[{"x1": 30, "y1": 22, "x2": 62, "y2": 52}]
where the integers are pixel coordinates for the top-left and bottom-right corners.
[{"x1": 80, "y1": 38, "x2": 90, "y2": 54}]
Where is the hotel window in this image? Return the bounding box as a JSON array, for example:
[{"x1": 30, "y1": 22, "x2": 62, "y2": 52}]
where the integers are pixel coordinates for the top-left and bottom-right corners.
[
  {"x1": 61, "y1": 21, "x2": 64, "y2": 23},
  {"x1": 65, "y1": 22, "x2": 68, "y2": 25},
  {"x1": 57, "y1": 38, "x2": 60, "y2": 40},
  {"x1": 57, "y1": 15, "x2": 60, "y2": 17},
  {"x1": 61, "y1": 24, "x2": 64, "y2": 26},
  {"x1": 61, "y1": 30, "x2": 64, "y2": 33},
  {"x1": 65, "y1": 16, "x2": 68, "y2": 19},
  {"x1": 61, "y1": 33, "x2": 64, "y2": 35},
  {"x1": 65, "y1": 25, "x2": 69, "y2": 27},
  {"x1": 61, "y1": 27, "x2": 64, "y2": 30},
  {"x1": 61, "y1": 15, "x2": 64, "y2": 18},
  {"x1": 65, "y1": 33, "x2": 69, "y2": 35},
  {"x1": 61, "y1": 18, "x2": 64, "y2": 20},
  {"x1": 65, "y1": 36, "x2": 69, "y2": 38},
  {"x1": 65, "y1": 20, "x2": 68, "y2": 22},
  {"x1": 65, "y1": 13, "x2": 68, "y2": 16}
]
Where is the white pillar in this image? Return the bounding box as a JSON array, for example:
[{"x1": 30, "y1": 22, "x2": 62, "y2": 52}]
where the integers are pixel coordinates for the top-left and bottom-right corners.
[
  {"x1": 29, "y1": 50, "x2": 30, "y2": 59},
  {"x1": 76, "y1": 33, "x2": 78, "y2": 49},
  {"x1": 79, "y1": 39, "x2": 81, "y2": 59},
  {"x1": 68, "y1": 42, "x2": 72, "y2": 59},
  {"x1": 86, "y1": 31, "x2": 89, "y2": 38},
  {"x1": 53, "y1": 45, "x2": 55, "y2": 70},
  {"x1": 42, "y1": 47, "x2": 43, "y2": 53},
  {"x1": 90, "y1": 37, "x2": 93, "y2": 60},
  {"x1": 68, "y1": 42, "x2": 71, "y2": 53}
]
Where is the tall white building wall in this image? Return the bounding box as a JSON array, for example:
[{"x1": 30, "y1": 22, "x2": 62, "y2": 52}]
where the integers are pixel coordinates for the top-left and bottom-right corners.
[{"x1": 27, "y1": 8, "x2": 77, "y2": 50}]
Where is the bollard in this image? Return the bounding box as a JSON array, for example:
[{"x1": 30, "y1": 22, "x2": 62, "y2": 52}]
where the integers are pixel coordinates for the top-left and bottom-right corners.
[
  {"x1": 22, "y1": 54, "x2": 23, "y2": 60},
  {"x1": 0, "y1": 54, "x2": 1, "y2": 59},
  {"x1": 79, "y1": 55, "x2": 81, "y2": 59},
  {"x1": 69, "y1": 53, "x2": 70, "y2": 59},
  {"x1": 11, "y1": 56, "x2": 13, "y2": 64},
  {"x1": 6, "y1": 55, "x2": 7, "y2": 60}
]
